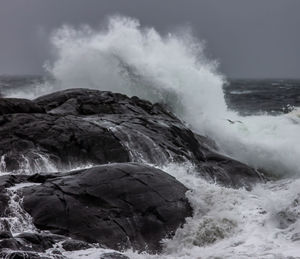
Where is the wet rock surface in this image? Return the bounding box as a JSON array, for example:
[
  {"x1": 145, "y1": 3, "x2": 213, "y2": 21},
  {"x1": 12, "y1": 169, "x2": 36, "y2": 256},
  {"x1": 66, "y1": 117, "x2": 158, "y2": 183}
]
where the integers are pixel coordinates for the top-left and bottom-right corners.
[
  {"x1": 0, "y1": 88, "x2": 263, "y2": 187},
  {"x1": 22, "y1": 163, "x2": 192, "y2": 252},
  {"x1": 61, "y1": 239, "x2": 93, "y2": 251},
  {"x1": 0, "y1": 232, "x2": 65, "y2": 258},
  {"x1": 99, "y1": 252, "x2": 130, "y2": 259},
  {"x1": 0, "y1": 98, "x2": 44, "y2": 115},
  {"x1": 197, "y1": 153, "x2": 265, "y2": 189},
  {"x1": 0, "y1": 113, "x2": 130, "y2": 172},
  {"x1": 0, "y1": 88, "x2": 268, "y2": 257}
]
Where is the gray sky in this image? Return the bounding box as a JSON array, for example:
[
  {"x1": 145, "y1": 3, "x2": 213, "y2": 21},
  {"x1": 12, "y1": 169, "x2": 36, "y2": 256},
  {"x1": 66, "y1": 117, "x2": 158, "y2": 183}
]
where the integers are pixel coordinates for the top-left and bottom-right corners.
[{"x1": 0, "y1": 0, "x2": 299, "y2": 78}]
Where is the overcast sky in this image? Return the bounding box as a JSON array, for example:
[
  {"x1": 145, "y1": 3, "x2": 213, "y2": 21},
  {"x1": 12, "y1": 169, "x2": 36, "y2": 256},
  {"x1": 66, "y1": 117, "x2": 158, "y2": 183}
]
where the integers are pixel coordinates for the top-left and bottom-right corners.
[{"x1": 0, "y1": 0, "x2": 299, "y2": 78}]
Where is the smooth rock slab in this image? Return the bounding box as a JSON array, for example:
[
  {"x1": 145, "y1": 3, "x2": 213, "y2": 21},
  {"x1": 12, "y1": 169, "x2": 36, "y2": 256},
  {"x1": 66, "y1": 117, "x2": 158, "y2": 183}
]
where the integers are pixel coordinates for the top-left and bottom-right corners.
[{"x1": 22, "y1": 163, "x2": 192, "y2": 253}]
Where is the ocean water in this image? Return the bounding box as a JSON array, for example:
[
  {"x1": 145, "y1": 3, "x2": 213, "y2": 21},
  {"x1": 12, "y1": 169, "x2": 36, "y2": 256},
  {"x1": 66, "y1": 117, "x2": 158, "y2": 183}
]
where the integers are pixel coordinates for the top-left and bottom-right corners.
[{"x1": 1, "y1": 16, "x2": 300, "y2": 259}]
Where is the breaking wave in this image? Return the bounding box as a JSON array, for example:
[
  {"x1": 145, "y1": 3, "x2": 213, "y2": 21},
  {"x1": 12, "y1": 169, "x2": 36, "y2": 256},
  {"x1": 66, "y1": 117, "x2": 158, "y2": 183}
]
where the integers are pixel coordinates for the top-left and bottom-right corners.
[{"x1": 42, "y1": 16, "x2": 300, "y2": 178}]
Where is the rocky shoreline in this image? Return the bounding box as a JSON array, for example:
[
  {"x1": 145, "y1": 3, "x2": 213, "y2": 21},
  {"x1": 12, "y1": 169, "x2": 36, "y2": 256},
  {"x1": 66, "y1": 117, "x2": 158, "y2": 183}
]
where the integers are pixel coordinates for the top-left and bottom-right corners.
[{"x1": 0, "y1": 89, "x2": 266, "y2": 258}]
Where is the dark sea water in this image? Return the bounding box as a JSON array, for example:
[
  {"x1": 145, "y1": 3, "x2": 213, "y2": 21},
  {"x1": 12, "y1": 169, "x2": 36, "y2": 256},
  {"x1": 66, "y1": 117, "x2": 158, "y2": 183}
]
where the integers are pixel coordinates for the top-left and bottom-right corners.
[
  {"x1": 2, "y1": 75, "x2": 300, "y2": 116},
  {"x1": 224, "y1": 79, "x2": 300, "y2": 115}
]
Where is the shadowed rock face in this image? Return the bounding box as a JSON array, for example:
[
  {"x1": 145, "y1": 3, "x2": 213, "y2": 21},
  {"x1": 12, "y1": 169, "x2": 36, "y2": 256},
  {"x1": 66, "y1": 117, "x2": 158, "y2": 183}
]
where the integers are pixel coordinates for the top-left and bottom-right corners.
[
  {"x1": 0, "y1": 88, "x2": 206, "y2": 172},
  {"x1": 22, "y1": 163, "x2": 193, "y2": 253},
  {"x1": 34, "y1": 88, "x2": 206, "y2": 165},
  {"x1": 197, "y1": 153, "x2": 265, "y2": 190},
  {"x1": 0, "y1": 113, "x2": 130, "y2": 171},
  {"x1": 0, "y1": 98, "x2": 44, "y2": 115},
  {"x1": 0, "y1": 88, "x2": 264, "y2": 187}
]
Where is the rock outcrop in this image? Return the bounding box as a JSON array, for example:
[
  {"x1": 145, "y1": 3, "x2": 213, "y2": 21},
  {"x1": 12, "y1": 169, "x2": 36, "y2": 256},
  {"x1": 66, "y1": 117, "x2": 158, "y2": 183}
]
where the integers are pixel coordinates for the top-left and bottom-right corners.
[
  {"x1": 0, "y1": 98, "x2": 44, "y2": 115},
  {"x1": 0, "y1": 88, "x2": 268, "y2": 257},
  {"x1": 22, "y1": 163, "x2": 192, "y2": 252},
  {"x1": 0, "y1": 88, "x2": 264, "y2": 188}
]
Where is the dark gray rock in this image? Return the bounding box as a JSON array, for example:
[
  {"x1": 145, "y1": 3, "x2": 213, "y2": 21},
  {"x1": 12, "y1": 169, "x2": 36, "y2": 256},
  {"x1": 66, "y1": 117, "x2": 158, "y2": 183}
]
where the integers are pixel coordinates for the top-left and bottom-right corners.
[
  {"x1": 34, "y1": 88, "x2": 176, "y2": 119},
  {"x1": 22, "y1": 163, "x2": 192, "y2": 253},
  {"x1": 34, "y1": 88, "x2": 206, "y2": 165},
  {"x1": 0, "y1": 113, "x2": 129, "y2": 172},
  {"x1": 0, "y1": 238, "x2": 23, "y2": 250},
  {"x1": 0, "y1": 175, "x2": 29, "y2": 189},
  {"x1": 0, "y1": 88, "x2": 265, "y2": 188},
  {"x1": 0, "y1": 230, "x2": 13, "y2": 239},
  {"x1": 15, "y1": 232, "x2": 64, "y2": 252},
  {"x1": 197, "y1": 153, "x2": 265, "y2": 190},
  {"x1": 0, "y1": 98, "x2": 44, "y2": 115},
  {"x1": 61, "y1": 239, "x2": 93, "y2": 251},
  {"x1": 99, "y1": 252, "x2": 130, "y2": 259},
  {"x1": 0, "y1": 189, "x2": 9, "y2": 217},
  {"x1": 0, "y1": 231, "x2": 65, "y2": 254}
]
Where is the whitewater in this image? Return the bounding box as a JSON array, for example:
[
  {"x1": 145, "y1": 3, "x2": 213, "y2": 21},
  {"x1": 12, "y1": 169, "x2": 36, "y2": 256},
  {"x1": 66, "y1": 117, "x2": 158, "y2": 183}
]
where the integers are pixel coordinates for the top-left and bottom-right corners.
[{"x1": 2, "y1": 16, "x2": 300, "y2": 258}]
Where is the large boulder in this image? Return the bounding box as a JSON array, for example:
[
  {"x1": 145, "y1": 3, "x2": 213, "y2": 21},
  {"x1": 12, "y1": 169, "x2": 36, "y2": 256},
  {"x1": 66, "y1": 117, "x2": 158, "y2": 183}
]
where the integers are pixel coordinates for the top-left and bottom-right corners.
[
  {"x1": 0, "y1": 113, "x2": 129, "y2": 172},
  {"x1": 0, "y1": 89, "x2": 205, "y2": 172},
  {"x1": 22, "y1": 163, "x2": 192, "y2": 252},
  {"x1": 34, "y1": 88, "x2": 206, "y2": 165},
  {"x1": 0, "y1": 88, "x2": 264, "y2": 188}
]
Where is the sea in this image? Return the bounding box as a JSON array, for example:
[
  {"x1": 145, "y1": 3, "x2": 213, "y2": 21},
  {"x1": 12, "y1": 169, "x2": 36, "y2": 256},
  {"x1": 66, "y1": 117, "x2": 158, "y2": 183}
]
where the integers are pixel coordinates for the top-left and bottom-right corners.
[{"x1": 1, "y1": 16, "x2": 300, "y2": 259}]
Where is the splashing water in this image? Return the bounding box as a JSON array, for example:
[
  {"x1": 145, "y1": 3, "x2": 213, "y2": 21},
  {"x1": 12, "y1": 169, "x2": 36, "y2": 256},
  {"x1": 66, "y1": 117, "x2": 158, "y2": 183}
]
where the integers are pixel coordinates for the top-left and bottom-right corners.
[
  {"x1": 38, "y1": 16, "x2": 300, "y2": 178},
  {"x1": 1, "y1": 187, "x2": 38, "y2": 234},
  {"x1": 0, "y1": 152, "x2": 58, "y2": 175}
]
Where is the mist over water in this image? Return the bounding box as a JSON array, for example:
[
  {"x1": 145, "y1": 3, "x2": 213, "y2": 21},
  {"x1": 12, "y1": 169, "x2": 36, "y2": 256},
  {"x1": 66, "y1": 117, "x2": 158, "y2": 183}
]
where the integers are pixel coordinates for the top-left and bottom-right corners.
[{"x1": 42, "y1": 16, "x2": 300, "y2": 178}]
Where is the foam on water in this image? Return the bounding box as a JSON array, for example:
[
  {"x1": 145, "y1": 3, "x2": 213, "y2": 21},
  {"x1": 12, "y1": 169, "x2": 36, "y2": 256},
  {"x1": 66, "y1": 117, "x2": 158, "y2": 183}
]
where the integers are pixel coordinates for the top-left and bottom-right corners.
[{"x1": 158, "y1": 163, "x2": 300, "y2": 258}]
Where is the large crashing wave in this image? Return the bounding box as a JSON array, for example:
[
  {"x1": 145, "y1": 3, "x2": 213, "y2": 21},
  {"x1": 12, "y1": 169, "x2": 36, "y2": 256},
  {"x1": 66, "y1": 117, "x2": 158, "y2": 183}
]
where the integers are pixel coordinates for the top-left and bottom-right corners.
[
  {"x1": 46, "y1": 16, "x2": 226, "y2": 119},
  {"x1": 44, "y1": 16, "x2": 300, "y2": 177}
]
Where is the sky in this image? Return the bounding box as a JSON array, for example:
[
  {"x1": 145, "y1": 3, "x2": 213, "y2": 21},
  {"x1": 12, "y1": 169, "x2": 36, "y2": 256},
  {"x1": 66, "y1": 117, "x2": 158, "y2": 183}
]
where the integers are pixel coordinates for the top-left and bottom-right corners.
[{"x1": 0, "y1": 0, "x2": 299, "y2": 78}]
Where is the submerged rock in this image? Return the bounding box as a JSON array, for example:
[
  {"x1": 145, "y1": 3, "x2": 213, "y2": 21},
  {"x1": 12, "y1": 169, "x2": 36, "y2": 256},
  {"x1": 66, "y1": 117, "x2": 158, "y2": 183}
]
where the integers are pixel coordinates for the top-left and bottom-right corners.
[
  {"x1": 22, "y1": 163, "x2": 192, "y2": 253},
  {"x1": 61, "y1": 239, "x2": 93, "y2": 251},
  {"x1": 99, "y1": 252, "x2": 130, "y2": 259},
  {"x1": 0, "y1": 232, "x2": 64, "y2": 254}
]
